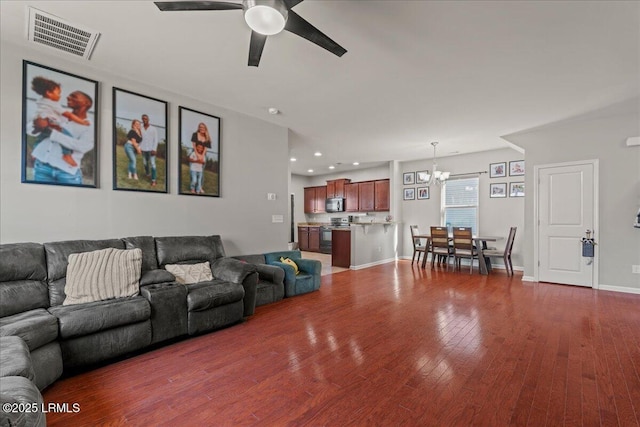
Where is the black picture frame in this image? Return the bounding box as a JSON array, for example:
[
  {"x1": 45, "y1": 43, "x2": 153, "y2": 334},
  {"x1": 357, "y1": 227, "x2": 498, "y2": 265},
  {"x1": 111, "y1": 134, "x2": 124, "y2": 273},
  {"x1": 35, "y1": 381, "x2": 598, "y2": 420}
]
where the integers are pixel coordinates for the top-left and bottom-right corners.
[
  {"x1": 178, "y1": 106, "x2": 221, "y2": 197},
  {"x1": 509, "y1": 160, "x2": 525, "y2": 176},
  {"x1": 403, "y1": 172, "x2": 415, "y2": 185},
  {"x1": 112, "y1": 88, "x2": 168, "y2": 193},
  {"x1": 403, "y1": 188, "x2": 415, "y2": 200},
  {"x1": 489, "y1": 162, "x2": 506, "y2": 178},
  {"x1": 490, "y1": 183, "x2": 507, "y2": 198},
  {"x1": 416, "y1": 170, "x2": 429, "y2": 185},
  {"x1": 417, "y1": 186, "x2": 430, "y2": 200},
  {"x1": 509, "y1": 182, "x2": 525, "y2": 197},
  {"x1": 22, "y1": 61, "x2": 99, "y2": 188}
]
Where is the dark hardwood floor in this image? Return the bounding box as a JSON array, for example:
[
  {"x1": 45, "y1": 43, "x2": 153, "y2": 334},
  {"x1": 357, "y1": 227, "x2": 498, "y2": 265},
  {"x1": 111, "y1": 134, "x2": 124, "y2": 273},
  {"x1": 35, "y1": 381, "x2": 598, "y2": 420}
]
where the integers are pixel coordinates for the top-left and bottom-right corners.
[{"x1": 43, "y1": 261, "x2": 640, "y2": 426}]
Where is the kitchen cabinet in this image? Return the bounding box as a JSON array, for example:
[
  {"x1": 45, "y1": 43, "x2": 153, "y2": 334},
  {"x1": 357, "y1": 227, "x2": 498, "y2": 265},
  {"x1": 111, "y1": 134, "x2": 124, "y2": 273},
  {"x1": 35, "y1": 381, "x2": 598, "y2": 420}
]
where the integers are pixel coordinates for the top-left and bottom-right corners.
[
  {"x1": 374, "y1": 179, "x2": 390, "y2": 211},
  {"x1": 298, "y1": 227, "x2": 309, "y2": 251},
  {"x1": 332, "y1": 230, "x2": 351, "y2": 268},
  {"x1": 298, "y1": 226, "x2": 320, "y2": 252},
  {"x1": 345, "y1": 183, "x2": 359, "y2": 212},
  {"x1": 358, "y1": 181, "x2": 375, "y2": 212},
  {"x1": 303, "y1": 186, "x2": 327, "y2": 213},
  {"x1": 326, "y1": 179, "x2": 351, "y2": 198}
]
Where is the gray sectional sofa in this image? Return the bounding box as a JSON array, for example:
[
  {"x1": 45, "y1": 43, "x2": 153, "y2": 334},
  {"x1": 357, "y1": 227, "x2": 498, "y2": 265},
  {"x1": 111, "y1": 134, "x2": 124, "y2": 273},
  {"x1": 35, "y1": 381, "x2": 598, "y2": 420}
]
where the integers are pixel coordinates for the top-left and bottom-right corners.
[{"x1": 0, "y1": 235, "x2": 258, "y2": 427}]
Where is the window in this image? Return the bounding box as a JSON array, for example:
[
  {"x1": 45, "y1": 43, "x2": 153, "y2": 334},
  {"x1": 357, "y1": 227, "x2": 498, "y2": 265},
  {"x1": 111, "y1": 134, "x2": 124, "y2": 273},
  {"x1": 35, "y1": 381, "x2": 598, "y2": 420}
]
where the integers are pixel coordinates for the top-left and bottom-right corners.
[{"x1": 442, "y1": 177, "x2": 479, "y2": 233}]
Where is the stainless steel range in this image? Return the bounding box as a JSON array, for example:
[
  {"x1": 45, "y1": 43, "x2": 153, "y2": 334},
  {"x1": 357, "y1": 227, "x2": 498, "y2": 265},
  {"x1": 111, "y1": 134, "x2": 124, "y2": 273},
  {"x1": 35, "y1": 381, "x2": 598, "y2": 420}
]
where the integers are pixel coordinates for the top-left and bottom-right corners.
[{"x1": 319, "y1": 218, "x2": 350, "y2": 254}]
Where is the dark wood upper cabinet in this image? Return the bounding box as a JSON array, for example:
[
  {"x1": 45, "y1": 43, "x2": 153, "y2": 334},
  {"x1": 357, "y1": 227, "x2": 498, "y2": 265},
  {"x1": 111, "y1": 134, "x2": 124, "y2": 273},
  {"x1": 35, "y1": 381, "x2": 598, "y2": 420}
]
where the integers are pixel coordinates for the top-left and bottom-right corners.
[
  {"x1": 374, "y1": 179, "x2": 390, "y2": 211},
  {"x1": 304, "y1": 186, "x2": 327, "y2": 213},
  {"x1": 326, "y1": 179, "x2": 351, "y2": 198},
  {"x1": 358, "y1": 181, "x2": 375, "y2": 212},
  {"x1": 345, "y1": 183, "x2": 359, "y2": 212}
]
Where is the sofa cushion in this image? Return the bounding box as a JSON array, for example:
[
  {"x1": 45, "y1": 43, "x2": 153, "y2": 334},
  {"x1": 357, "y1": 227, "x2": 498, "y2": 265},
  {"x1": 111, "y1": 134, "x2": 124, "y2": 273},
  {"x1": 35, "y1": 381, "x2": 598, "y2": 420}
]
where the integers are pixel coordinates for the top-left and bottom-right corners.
[
  {"x1": 121, "y1": 235, "x2": 158, "y2": 272},
  {"x1": 0, "y1": 309, "x2": 58, "y2": 351},
  {"x1": 186, "y1": 280, "x2": 244, "y2": 312},
  {"x1": 232, "y1": 254, "x2": 266, "y2": 265},
  {"x1": 63, "y1": 248, "x2": 142, "y2": 306},
  {"x1": 155, "y1": 235, "x2": 226, "y2": 267},
  {"x1": 140, "y1": 269, "x2": 175, "y2": 286},
  {"x1": 165, "y1": 262, "x2": 213, "y2": 285},
  {"x1": 48, "y1": 296, "x2": 150, "y2": 340},
  {"x1": 0, "y1": 243, "x2": 49, "y2": 318},
  {"x1": 44, "y1": 239, "x2": 125, "y2": 306},
  {"x1": 0, "y1": 336, "x2": 35, "y2": 381}
]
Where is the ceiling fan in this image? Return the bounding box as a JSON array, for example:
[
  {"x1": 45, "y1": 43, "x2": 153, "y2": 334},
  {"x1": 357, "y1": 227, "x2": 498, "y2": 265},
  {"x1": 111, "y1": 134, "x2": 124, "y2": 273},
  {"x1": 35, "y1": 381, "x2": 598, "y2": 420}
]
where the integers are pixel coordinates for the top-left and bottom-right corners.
[{"x1": 154, "y1": 0, "x2": 347, "y2": 67}]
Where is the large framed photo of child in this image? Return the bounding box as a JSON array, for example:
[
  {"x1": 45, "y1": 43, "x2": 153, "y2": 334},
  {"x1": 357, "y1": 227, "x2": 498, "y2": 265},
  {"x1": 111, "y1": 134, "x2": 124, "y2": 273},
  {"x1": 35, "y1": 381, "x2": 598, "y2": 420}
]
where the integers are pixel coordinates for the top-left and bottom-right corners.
[
  {"x1": 112, "y1": 88, "x2": 168, "y2": 193},
  {"x1": 178, "y1": 107, "x2": 221, "y2": 197},
  {"x1": 22, "y1": 61, "x2": 99, "y2": 188}
]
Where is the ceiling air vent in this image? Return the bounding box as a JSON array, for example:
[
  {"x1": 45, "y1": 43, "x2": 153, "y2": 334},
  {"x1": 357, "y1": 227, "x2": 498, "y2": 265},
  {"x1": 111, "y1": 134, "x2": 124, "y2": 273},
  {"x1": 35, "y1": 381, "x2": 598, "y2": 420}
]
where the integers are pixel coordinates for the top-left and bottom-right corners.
[{"x1": 27, "y1": 7, "x2": 100, "y2": 60}]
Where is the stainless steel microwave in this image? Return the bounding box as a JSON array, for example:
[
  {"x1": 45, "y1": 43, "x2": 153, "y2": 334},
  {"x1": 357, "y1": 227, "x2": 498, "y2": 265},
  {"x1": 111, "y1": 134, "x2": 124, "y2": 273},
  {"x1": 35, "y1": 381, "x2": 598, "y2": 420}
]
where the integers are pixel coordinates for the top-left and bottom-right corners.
[{"x1": 325, "y1": 198, "x2": 345, "y2": 213}]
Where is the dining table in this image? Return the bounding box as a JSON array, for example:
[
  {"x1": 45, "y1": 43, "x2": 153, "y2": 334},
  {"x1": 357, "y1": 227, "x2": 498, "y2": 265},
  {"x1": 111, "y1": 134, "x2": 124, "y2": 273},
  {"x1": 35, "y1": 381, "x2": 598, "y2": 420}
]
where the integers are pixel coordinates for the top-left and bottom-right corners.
[{"x1": 414, "y1": 234, "x2": 504, "y2": 274}]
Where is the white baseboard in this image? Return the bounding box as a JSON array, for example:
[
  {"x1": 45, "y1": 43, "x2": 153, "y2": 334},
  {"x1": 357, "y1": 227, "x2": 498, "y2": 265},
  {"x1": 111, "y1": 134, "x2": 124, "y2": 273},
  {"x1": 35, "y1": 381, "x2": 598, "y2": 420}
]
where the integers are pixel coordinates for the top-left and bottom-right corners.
[
  {"x1": 351, "y1": 258, "x2": 396, "y2": 270},
  {"x1": 521, "y1": 276, "x2": 536, "y2": 282},
  {"x1": 597, "y1": 284, "x2": 640, "y2": 295}
]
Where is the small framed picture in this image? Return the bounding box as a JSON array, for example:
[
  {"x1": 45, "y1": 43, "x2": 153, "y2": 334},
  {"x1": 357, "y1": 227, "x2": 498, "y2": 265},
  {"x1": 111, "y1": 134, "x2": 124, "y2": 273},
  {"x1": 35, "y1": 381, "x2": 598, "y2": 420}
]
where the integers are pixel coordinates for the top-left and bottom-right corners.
[
  {"x1": 416, "y1": 170, "x2": 429, "y2": 184},
  {"x1": 22, "y1": 61, "x2": 99, "y2": 188},
  {"x1": 113, "y1": 88, "x2": 168, "y2": 193},
  {"x1": 509, "y1": 182, "x2": 525, "y2": 197},
  {"x1": 403, "y1": 188, "x2": 415, "y2": 200},
  {"x1": 490, "y1": 183, "x2": 507, "y2": 198},
  {"x1": 179, "y1": 106, "x2": 221, "y2": 197},
  {"x1": 489, "y1": 162, "x2": 506, "y2": 178},
  {"x1": 403, "y1": 172, "x2": 415, "y2": 185},
  {"x1": 417, "y1": 187, "x2": 430, "y2": 200},
  {"x1": 509, "y1": 160, "x2": 525, "y2": 176}
]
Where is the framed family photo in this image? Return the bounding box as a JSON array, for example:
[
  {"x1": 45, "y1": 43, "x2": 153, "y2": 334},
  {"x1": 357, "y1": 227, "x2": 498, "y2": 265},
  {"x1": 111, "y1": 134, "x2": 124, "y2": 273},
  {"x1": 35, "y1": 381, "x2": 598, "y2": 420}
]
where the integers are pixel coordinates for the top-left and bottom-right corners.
[
  {"x1": 509, "y1": 160, "x2": 525, "y2": 176},
  {"x1": 403, "y1": 188, "x2": 415, "y2": 200},
  {"x1": 490, "y1": 183, "x2": 507, "y2": 198},
  {"x1": 417, "y1": 187, "x2": 430, "y2": 200},
  {"x1": 403, "y1": 172, "x2": 415, "y2": 185},
  {"x1": 178, "y1": 107, "x2": 221, "y2": 197},
  {"x1": 489, "y1": 162, "x2": 506, "y2": 178},
  {"x1": 22, "y1": 61, "x2": 99, "y2": 188},
  {"x1": 416, "y1": 170, "x2": 429, "y2": 185},
  {"x1": 510, "y1": 182, "x2": 525, "y2": 197},
  {"x1": 112, "y1": 88, "x2": 168, "y2": 193}
]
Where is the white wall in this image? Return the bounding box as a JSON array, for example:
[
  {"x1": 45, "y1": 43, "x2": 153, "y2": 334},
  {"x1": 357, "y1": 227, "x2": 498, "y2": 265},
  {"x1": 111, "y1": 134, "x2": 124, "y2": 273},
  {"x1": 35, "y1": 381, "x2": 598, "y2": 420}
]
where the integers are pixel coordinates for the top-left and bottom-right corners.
[
  {"x1": 400, "y1": 148, "x2": 525, "y2": 269},
  {"x1": 503, "y1": 98, "x2": 640, "y2": 291},
  {"x1": 0, "y1": 43, "x2": 290, "y2": 255}
]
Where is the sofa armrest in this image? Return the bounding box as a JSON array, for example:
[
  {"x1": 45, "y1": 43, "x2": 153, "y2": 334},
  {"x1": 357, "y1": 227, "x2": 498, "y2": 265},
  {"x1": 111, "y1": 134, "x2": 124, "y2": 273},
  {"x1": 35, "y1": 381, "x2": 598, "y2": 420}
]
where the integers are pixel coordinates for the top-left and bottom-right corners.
[
  {"x1": 296, "y1": 259, "x2": 322, "y2": 291},
  {"x1": 211, "y1": 258, "x2": 258, "y2": 317},
  {"x1": 255, "y1": 263, "x2": 285, "y2": 286},
  {"x1": 140, "y1": 269, "x2": 175, "y2": 286},
  {"x1": 270, "y1": 261, "x2": 296, "y2": 296}
]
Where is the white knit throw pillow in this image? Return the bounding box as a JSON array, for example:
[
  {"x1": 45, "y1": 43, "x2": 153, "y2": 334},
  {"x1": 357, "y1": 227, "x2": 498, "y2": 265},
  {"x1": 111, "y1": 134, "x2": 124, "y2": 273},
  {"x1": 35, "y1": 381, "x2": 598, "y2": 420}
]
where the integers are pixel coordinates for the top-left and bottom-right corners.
[
  {"x1": 63, "y1": 248, "x2": 142, "y2": 306},
  {"x1": 164, "y1": 262, "x2": 213, "y2": 285}
]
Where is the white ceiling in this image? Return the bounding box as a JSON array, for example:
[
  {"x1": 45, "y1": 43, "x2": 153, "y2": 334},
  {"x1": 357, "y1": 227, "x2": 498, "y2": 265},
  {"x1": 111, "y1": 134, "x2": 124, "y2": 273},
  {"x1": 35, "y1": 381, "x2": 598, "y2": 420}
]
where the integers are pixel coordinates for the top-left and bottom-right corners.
[{"x1": 2, "y1": 1, "x2": 638, "y2": 176}]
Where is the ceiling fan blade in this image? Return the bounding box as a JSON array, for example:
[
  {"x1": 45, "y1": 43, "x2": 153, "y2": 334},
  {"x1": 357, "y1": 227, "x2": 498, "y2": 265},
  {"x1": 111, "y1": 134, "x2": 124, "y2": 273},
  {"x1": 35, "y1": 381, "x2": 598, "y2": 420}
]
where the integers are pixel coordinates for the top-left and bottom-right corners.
[
  {"x1": 154, "y1": 1, "x2": 242, "y2": 11},
  {"x1": 248, "y1": 31, "x2": 268, "y2": 67},
  {"x1": 284, "y1": 10, "x2": 347, "y2": 58},
  {"x1": 283, "y1": 0, "x2": 304, "y2": 9}
]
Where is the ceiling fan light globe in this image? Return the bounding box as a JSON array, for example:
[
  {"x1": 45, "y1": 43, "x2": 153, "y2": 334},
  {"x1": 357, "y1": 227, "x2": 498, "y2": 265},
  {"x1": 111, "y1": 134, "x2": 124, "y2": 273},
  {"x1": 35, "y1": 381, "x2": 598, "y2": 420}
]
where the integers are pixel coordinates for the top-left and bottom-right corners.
[{"x1": 244, "y1": 0, "x2": 288, "y2": 35}]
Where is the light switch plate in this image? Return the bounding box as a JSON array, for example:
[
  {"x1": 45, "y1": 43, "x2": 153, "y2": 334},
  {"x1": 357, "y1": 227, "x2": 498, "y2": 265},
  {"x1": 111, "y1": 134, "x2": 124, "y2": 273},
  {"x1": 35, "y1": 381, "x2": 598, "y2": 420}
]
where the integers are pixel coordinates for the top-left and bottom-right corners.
[
  {"x1": 267, "y1": 193, "x2": 277, "y2": 200},
  {"x1": 272, "y1": 215, "x2": 284, "y2": 223}
]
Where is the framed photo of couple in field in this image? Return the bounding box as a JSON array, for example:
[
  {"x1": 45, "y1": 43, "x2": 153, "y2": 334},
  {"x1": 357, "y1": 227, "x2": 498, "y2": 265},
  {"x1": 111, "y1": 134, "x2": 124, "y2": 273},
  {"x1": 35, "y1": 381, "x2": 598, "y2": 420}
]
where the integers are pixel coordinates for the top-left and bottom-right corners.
[
  {"x1": 178, "y1": 107, "x2": 221, "y2": 197},
  {"x1": 112, "y1": 88, "x2": 168, "y2": 193},
  {"x1": 21, "y1": 61, "x2": 99, "y2": 188}
]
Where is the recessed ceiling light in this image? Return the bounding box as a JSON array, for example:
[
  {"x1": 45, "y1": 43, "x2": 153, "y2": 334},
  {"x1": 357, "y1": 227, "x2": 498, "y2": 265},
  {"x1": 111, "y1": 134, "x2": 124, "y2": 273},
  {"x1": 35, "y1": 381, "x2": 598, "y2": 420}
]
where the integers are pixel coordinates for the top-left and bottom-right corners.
[
  {"x1": 308, "y1": 169, "x2": 314, "y2": 173},
  {"x1": 353, "y1": 162, "x2": 360, "y2": 166},
  {"x1": 314, "y1": 152, "x2": 322, "y2": 157},
  {"x1": 290, "y1": 157, "x2": 297, "y2": 162},
  {"x1": 328, "y1": 165, "x2": 335, "y2": 169},
  {"x1": 268, "y1": 107, "x2": 279, "y2": 115}
]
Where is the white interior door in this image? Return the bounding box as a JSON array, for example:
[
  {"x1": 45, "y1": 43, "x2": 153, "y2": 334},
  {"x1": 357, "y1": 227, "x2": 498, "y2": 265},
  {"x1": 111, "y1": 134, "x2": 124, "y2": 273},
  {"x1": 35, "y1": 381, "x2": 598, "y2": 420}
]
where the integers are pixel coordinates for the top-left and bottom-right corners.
[{"x1": 537, "y1": 161, "x2": 597, "y2": 287}]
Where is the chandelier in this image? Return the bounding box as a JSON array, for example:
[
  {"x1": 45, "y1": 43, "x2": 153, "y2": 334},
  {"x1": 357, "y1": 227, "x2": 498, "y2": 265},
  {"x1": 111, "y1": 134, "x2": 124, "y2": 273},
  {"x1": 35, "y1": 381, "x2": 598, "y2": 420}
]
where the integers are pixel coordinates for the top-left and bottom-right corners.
[{"x1": 418, "y1": 142, "x2": 450, "y2": 186}]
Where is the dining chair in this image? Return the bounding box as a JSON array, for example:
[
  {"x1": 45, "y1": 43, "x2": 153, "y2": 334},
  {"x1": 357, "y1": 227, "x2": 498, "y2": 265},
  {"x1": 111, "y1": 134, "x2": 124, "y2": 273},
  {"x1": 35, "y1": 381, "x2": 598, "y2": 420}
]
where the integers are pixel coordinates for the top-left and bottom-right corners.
[
  {"x1": 430, "y1": 226, "x2": 453, "y2": 268},
  {"x1": 409, "y1": 225, "x2": 427, "y2": 265},
  {"x1": 482, "y1": 227, "x2": 517, "y2": 276},
  {"x1": 452, "y1": 227, "x2": 479, "y2": 274}
]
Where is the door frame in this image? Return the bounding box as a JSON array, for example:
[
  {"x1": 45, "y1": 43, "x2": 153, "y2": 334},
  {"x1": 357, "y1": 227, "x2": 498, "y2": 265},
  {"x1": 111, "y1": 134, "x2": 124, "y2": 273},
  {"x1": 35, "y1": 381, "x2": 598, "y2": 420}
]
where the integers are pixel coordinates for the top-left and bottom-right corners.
[{"x1": 533, "y1": 159, "x2": 600, "y2": 288}]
